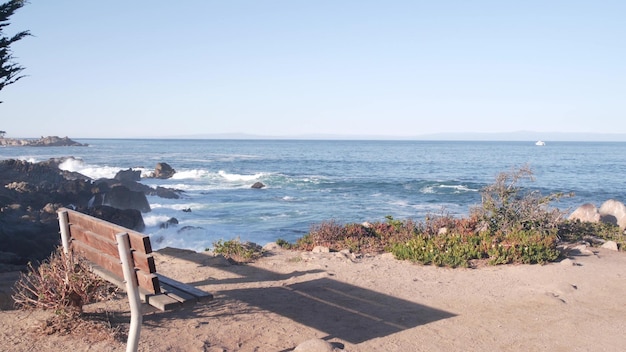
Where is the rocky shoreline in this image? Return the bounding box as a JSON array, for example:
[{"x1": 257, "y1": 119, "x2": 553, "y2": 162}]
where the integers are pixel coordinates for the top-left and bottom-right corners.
[
  {"x1": 0, "y1": 158, "x2": 181, "y2": 272},
  {"x1": 0, "y1": 136, "x2": 87, "y2": 147}
]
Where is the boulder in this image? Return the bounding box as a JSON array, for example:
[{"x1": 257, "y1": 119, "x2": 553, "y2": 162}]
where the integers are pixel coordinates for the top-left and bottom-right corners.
[
  {"x1": 154, "y1": 162, "x2": 176, "y2": 179},
  {"x1": 251, "y1": 182, "x2": 265, "y2": 189},
  {"x1": 156, "y1": 186, "x2": 181, "y2": 199},
  {"x1": 114, "y1": 168, "x2": 141, "y2": 183},
  {"x1": 177, "y1": 226, "x2": 204, "y2": 234},
  {"x1": 86, "y1": 205, "x2": 145, "y2": 232},
  {"x1": 104, "y1": 185, "x2": 151, "y2": 213},
  {"x1": 312, "y1": 246, "x2": 330, "y2": 253},
  {"x1": 599, "y1": 199, "x2": 626, "y2": 230},
  {"x1": 294, "y1": 338, "x2": 336, "y2": 352},
  {"x1": 159, "y1": 217, "x2": 179, "y2": 229},
  {"x1": 601, "y1": 241, "x2": 619, "y2": 251},
  {"x1": 95, "y1": 177, "x2": 153, "y2": 194},
  {"x1": 568, "y1": 203, "x2": 601, "y2": 223}
]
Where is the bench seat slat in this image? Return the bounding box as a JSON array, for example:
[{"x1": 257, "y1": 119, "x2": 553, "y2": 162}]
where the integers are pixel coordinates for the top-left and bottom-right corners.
[
  {"x1": 144, "y1": 293, "x2": 183, "y2": 311},
  {"x1": 157, "y1": 274, "x2": 214, "y2": 302},
  {"x1": 91, "y1": 265, "x2": 182, "y2": 311},
  {"x1": 159, "y1": 283, "x2": 199, "y2": 307}
]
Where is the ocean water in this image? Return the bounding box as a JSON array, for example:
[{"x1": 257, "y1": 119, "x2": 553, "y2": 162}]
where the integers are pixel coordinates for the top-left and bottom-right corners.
[{"x1": 2, "y1": 139, "x2": 625, "y2": 252}]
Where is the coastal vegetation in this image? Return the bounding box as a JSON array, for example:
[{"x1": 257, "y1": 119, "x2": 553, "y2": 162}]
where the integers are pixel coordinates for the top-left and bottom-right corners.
[
  {"x1": 11, "y1": 247, "x2": 119, "y2": 337},
  {"x1": 211, "y1": 238, "x2": 265, "y2": 264},
  {"x1": 12, "y1": 247, "x2": 116, "y2": 314},
  {"x1": 279, "y1": 166, "x2": 623, "y2": 268}
]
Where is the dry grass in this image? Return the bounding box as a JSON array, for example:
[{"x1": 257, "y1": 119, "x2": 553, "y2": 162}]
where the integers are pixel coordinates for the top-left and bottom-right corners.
[{"x1": 12, "y1": 246, "x2": 122, "y2": 341}]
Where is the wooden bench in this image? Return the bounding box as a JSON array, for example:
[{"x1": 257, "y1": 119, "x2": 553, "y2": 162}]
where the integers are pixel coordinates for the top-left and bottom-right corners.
[{"x1": 57, "y1": 208, "x2": 213, "y2": 352}]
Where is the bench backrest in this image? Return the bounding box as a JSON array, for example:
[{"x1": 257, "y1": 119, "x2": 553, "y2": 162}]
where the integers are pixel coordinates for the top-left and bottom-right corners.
[{"x1": 58, "y1": 208, "x2": 161, "y2": 294}]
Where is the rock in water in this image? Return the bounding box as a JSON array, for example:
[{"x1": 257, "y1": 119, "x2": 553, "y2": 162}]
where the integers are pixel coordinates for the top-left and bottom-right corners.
[{"x1": 154, "y1": 162, "x2": 176, "y2": 179}]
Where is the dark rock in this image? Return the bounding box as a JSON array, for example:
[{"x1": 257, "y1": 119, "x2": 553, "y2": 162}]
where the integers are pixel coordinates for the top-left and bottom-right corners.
[
  {"x1": 251, "y1": 182, "x2": 265, "y2": 189},
  {"x1": 86, "y1": 205, "x2": 145, "y2": 232},
  {"x1": 182, "y1": 208, "x2": 192, "y2": 212},
  {"x1": 105, "y1": 185, "x2": 151, "y2": 213},
  {"x1": 177, "y1": 226, "x2": 204, "y2": 234},
  {"x1": 0, "y1": 217, "x2": 60, "y2": 268},
  {"x1": 153, "y1": 162, "x2": 176, "y2": 179},
  {"x1": 95, "y1": 177, "x2": 153, "y2": 194},
  {"x1": 115, "y1": 168, "x2": 141, "y2": 183},
  {"x1": 156, "y1": 186, "x2": 181, "y2": 199},
  {"x1": 159, "y1": 217, "x2": 179, "y2": 229},
  {"x1": 0, "y1": 159, "x2": 66, "y2": 185}
]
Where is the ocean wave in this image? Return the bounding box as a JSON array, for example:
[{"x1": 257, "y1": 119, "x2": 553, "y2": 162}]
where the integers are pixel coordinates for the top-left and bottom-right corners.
[
  {"x1": 438, "y1": 184, "x2": 479, "y2": 193},
  {"x1": 151, "y1": 202, "x2": 208, "y2": 211},
  {"x1": 143, "y1": 214, "x2": 174, "y2": 227},
  {"x1": 58, "y1": 158, "x2": 127, "y2": 179},
  {"x1": 420, "y1": 182, "x2": 479, "y2": 194},
  {"x1": 171, "y1": 169, "x2": 213, "y2": 180},
  {"x1": 218, "y1": 170, "x2": 267, "y2": 182}
]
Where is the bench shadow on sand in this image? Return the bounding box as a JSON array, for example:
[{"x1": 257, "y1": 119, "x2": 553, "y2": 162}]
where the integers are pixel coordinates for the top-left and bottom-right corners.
[{"x1": 149, "y1": 248, "x2": 456, "y2": 345}]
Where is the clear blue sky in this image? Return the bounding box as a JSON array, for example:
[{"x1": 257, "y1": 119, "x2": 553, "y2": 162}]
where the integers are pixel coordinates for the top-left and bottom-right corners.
[{"x1": 1, "y1": 0, "x2": 624, "y2": 138}]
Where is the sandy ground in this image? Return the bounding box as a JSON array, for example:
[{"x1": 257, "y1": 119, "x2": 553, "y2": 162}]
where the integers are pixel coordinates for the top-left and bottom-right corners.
[{"x1": 1, "y1": 244, "x2": 625, "y2": 352}]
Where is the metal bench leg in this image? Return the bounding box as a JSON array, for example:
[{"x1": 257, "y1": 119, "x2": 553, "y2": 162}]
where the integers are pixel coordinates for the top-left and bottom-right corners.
[
  {"x1": 58, "y1": 210, "x2": 71, "y2": 254},
  {"x1": 117, "y1": 232, "x2": 143, "y2": 352}
]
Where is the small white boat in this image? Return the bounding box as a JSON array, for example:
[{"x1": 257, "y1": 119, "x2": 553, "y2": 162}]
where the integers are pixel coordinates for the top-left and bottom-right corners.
[{"x1": 535, "y1": 140, "x2": 545, "y2": 146}]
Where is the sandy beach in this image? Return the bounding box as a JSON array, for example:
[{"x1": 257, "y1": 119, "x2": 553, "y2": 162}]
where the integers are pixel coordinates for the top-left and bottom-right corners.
[{"x1": 1, "y1": 244, "x2": 625, "y2": 351}]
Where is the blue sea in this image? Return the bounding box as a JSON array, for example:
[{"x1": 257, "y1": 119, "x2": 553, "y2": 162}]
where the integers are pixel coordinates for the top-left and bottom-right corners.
[{"x1": 2, "y1": 139, "x2": 625, "y2": 252}]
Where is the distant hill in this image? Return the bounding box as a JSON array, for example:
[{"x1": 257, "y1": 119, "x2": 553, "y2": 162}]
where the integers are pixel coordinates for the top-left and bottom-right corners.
[
  {"x1": 416, "y1": 131, "x2": 626, "y2": 142},
  {"x1": 159, "y1": 131, "x2": 626, "y2": 142}
]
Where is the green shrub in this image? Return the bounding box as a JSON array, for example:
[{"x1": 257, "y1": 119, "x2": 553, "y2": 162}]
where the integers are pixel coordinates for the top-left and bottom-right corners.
[
  {"x1": 471, "y1": 165, "x2": 571, "y2": 237},
  {"x1": 487, "y1": 230, "x2": 560, "y2": 265},
  {"x1": 390, "y1": 232, "x2": 489, "y2": 268},
  {"x1": 276, "y1": 238, "x2": 292, "y2": 249},
  {"x1": 211, "y1": 238, "x2": 264, "y2": 263},
  {"x1": 558, "y1": 219, "x2": 624, "y2": 248},
  {"x1": 290, "y1": 217, "x2": 418, "y2": 254}
]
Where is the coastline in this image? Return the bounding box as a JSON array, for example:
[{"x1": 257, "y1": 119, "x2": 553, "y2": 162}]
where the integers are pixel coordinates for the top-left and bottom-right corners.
[{"x1": 0, "y1": 136, "x2": 87, "y2": 147}]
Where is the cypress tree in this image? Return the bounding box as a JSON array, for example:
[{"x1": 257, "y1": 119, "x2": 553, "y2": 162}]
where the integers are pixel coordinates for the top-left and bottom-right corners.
[{"x1": 0, "y1": 0, "x2": 30, "y2": 102}]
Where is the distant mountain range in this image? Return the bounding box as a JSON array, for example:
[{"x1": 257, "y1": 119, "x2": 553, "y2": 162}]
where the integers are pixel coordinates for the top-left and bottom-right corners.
[{"x1": 161, "y1": 131, "x2": 626, "y2": 142}]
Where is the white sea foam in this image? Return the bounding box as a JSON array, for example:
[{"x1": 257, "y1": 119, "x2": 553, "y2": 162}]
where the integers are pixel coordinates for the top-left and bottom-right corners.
[
  {"x1": 58, "y1": 158, "x2": 121, "y2": 179},
  {"x1": 150, "y1": 202, "x2": 207, "y2": 211},
  {"x1": 439, "y1": 184, "x2": 478, "y2": 193},
  {"x1": 421, "y1": 186, "x2": 436, "y2": 194},
  {"x1": 56, "y1": 157, "x2": 153, "y2": 180},
  {"x1": 389, "y1": 200, "x2": 410, "y2": 207},
  {"x1": 171, "y1": 169, "x2": 212, "y2": 180},
  {"x1": 143, "y1": 214, "x2": 174, "y2": 227},
  {"x1": 218, "y1": 170, "x2": 266, "y2": 182},
  {"x1": 421, "y1": 183, "x2": 478, "y2": 194}
]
